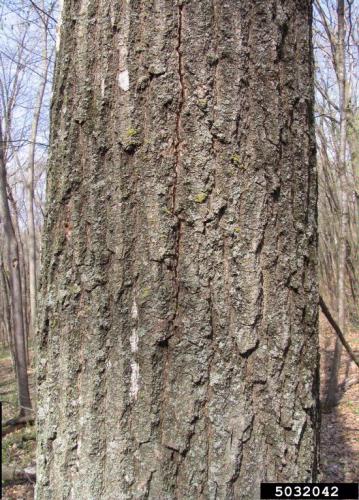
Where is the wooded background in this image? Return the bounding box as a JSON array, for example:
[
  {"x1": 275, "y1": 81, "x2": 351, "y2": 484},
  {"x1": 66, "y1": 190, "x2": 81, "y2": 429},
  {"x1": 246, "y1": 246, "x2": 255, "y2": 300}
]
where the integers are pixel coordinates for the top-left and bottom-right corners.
[{"x1": 0, "y1": 0, "x2": 358, "y2": 498}]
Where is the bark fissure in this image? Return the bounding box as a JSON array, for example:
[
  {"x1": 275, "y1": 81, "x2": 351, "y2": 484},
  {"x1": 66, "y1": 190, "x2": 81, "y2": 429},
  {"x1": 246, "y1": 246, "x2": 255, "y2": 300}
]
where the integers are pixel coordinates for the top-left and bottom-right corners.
[
  {"x1": 172, "y1": 2, "x2": 184, "y2": 213},
  {"x1": 171, "y1": 2, "x2": 185, "y2": 329}
]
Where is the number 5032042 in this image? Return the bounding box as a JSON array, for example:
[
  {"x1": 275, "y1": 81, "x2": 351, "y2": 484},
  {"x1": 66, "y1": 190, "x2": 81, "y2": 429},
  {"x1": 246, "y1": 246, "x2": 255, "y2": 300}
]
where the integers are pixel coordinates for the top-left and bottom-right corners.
[{"x1": 260, "y1": 483, "x2": 358, "y2": 499}]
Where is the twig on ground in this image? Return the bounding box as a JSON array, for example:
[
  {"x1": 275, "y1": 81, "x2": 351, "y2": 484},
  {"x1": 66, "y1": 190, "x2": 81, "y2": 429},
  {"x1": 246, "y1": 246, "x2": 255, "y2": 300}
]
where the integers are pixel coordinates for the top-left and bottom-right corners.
[{"x1": 319, "y1": 295, "x2": 359, "y2": 370}]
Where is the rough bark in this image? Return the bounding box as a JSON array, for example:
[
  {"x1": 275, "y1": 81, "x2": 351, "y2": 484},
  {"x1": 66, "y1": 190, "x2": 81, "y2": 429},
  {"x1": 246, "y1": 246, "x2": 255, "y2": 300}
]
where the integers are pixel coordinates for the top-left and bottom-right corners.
[{"x1": 36, "y1": 1, "x2": 319, "y2": 499}]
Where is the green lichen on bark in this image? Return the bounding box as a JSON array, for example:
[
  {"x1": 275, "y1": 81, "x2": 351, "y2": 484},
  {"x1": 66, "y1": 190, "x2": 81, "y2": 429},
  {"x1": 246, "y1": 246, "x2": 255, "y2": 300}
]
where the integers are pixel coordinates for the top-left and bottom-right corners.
[{"x1": 194, "y1": 192, "x2": 208, "y2": 203}]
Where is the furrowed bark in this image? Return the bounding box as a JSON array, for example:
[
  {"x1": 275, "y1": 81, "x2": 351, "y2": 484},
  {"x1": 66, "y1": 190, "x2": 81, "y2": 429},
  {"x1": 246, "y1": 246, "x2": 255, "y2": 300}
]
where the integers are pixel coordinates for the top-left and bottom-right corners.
[{"x1": 36, "y1": 1, "x2": 319, "y2": 498}]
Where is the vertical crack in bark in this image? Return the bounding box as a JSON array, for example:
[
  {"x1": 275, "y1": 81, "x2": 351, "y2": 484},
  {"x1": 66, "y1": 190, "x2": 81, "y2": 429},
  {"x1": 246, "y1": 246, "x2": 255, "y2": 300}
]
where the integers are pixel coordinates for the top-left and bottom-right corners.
[
  {"x1": 161, "y1": 4, "x2": 185, "y2": 483},
  {"x1": 172, "y1": 2, "x2": 184, "y2": 213},
  {"x1": 210, "y1": 0, "x2": 219, "y2": 199},
  {"x1": 172, "y1": 2, "x2": 184, "y2": 324},
  {"x1": 204, "y1": 2, "x2": 219, "y2": 489}
]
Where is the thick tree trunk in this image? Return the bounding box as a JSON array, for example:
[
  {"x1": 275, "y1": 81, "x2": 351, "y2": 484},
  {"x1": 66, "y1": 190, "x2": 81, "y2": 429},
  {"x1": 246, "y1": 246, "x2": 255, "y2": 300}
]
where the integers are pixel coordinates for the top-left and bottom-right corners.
[{"x1": 36, "y1": 1, "x2": 319, "y2": 498}]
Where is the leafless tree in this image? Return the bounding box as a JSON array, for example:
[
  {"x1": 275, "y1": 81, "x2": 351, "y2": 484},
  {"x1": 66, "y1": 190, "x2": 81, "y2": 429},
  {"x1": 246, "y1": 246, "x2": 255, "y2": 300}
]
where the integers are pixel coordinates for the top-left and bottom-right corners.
[
  {"x1": 314, "y1": 0, "x2": 359, "y2": 407},
  {"x1": 0, "y1": 0, "x2": 57, "y2": 417}
]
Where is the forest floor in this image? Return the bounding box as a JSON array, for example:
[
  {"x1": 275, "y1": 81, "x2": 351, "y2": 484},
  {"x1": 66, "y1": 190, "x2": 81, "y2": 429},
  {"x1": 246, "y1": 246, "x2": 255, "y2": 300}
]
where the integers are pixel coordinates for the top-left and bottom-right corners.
[
  {"x1": 1, "y1": 346, "x2": 36, "y2": 500},
  {"x1": 319, "y1": 315, "x2": 359, "y2": 483},
  {"x1": 1, "y1": 317, "x2": 358, "y2": 499}
]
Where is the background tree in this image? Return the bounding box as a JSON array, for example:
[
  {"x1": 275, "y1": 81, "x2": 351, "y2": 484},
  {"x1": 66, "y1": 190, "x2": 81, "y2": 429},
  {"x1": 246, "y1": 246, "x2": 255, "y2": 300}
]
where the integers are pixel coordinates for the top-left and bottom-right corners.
[
  {"x1": 36, "y1": 1, "x2": 319, "y2": 498},
  {"x1": 26, "y1": 0, "x2": 54, "y2": 340},
  {"x1": 0, "y1": 0, "x2": 57, "y2": 417},
  {"x1": 314, "y1": 0, "x2": 359, "y2": 407},
  {"x1": 0, "y1": 118, "x2": 31, "y2": 416}
]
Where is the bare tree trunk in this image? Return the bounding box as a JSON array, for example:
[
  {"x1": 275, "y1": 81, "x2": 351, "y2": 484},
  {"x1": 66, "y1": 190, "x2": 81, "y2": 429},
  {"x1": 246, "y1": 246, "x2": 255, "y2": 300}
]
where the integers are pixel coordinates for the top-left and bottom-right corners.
[
  {"x1": 0, "y1": 122, "x2": 32, "y2": 417},
  {"x1": 346, "y1": 102, "x2": 359, "y2": 323},
  {"x1": 26, "y1": 148, "x2": 38, "y2": 342},
  {"x1": 325, "y1": 0, "x2": 348, "y2": 409},
  {"x1": 0, "y1": 256, "x2": 16, "y2": 370},
  {"x1": 8, "y1": 187, "x2": 31, "y2": 363},
  {"x1": 26, "y1": 6, "x2": 50, "y2": 341},
  {"x1": 36, "y1": 1, "x2": 319, "y2": 498}
]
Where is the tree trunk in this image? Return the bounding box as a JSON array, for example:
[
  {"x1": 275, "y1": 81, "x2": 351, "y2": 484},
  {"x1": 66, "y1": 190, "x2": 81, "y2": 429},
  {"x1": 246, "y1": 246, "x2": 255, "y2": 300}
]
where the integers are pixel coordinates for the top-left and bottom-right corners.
[
  {"x1": 8, "y1": 187, "x2": 31, "y2": 364},
  {"x1": 26, "y1": 5, "x2": 50, "y2": 341},
  {"x1": 0, "y1": 256, "x2": 16, "y2": 369},
  {"x1": 0, "y1": 124, "x2": 32, "y2": 417},
  {"x1": 324, "y1": 0, "x2": 348, "y2": 409},
  {"x1": 36, "y1": 1, "x2": 319, "y2": 498}
]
